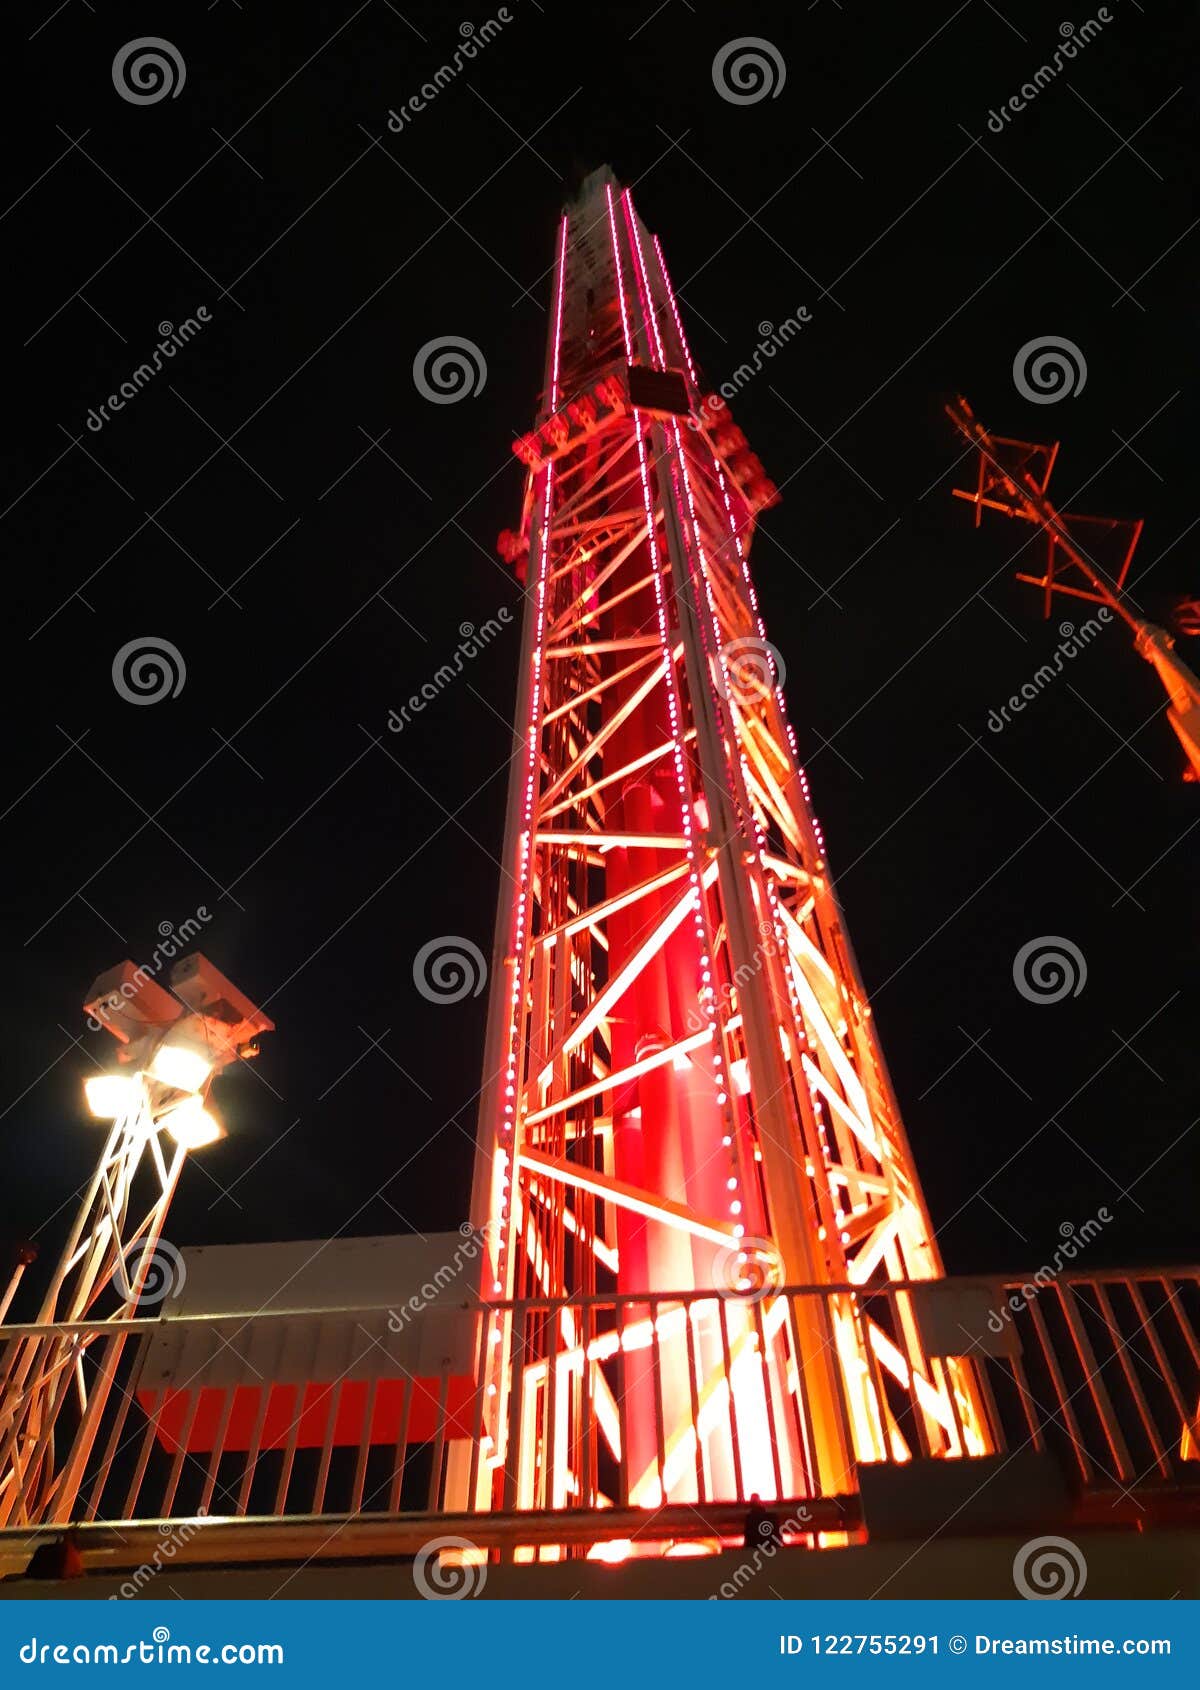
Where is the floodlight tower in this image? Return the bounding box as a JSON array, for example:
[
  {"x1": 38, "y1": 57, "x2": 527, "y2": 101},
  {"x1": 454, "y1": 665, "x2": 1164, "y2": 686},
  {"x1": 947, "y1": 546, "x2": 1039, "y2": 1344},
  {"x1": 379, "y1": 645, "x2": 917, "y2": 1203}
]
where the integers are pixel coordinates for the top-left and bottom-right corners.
[
  {"x1": 0, "y1": 954, "x2": 272, "y2": 1528},
  {"x1": 465, "y1": 168, "x2": 992, "y2": 1534}
]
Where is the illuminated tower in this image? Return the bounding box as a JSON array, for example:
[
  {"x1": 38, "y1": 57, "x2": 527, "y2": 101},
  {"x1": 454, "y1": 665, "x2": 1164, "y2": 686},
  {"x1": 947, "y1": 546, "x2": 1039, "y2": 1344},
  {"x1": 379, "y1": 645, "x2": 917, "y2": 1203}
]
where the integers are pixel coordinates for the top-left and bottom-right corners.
[{"x1": 468, "y1": 168, "x2": 991, "y2": 1535}]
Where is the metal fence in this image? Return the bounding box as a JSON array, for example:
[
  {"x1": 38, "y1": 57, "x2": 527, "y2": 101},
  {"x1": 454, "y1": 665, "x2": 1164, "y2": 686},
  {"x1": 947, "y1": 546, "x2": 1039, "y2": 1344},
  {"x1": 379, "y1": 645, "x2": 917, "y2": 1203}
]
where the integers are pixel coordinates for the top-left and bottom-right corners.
[{"x1": 0, "y1": 1268, "x2": 1196, "y2": 1538}]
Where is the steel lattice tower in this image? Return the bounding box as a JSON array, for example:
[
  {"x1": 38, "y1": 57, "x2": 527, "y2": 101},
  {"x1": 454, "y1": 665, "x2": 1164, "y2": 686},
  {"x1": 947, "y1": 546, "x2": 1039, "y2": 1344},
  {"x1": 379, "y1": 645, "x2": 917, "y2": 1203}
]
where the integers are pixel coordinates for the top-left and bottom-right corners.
[{"x1": 467, "y1": 168, "x2": 991, "y2": 1533}]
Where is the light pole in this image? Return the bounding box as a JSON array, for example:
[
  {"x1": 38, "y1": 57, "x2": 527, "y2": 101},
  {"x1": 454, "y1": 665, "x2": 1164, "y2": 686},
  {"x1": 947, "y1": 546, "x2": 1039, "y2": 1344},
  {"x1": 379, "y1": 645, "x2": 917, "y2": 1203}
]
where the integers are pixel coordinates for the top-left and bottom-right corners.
[{"x1": 0, "y1": 953, "x2": 272, "y2": 1528}]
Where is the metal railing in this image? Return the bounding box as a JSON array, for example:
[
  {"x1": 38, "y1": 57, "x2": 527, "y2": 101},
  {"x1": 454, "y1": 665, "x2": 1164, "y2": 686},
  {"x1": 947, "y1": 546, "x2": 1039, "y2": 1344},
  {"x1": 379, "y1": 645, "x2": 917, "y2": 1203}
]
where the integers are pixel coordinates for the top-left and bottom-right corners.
[{"x1": 0, "y1": 1268, "x2": 1195, "y2": 1547}]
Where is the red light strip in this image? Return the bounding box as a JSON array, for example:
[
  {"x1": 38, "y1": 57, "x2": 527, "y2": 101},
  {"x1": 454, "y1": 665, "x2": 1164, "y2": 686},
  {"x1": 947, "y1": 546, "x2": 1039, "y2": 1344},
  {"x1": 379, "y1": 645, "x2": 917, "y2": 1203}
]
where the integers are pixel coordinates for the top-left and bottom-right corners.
[
  {"x1": 650, "y1": 232, "x2": 698, "y2": 391},
  {"x1": 549, "y1": 212, "x2": 568, "y2": 408},
  {"x1": 622, "y1": 190, "x2": 666, "y2": 371},
  {"x1": 491, "y1": 212, "x2": 570, "y2": 1303}
]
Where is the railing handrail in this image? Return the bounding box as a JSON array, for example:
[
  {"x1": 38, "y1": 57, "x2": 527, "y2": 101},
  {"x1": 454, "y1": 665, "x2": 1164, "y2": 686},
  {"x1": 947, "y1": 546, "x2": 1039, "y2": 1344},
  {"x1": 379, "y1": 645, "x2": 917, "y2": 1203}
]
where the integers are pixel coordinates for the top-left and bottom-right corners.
[
  {"x1": 0, "y1": 1263, "x2": 1195, "y2": 1536},
  {"x1": 0, "y1": 1263, "x2": 1196, "y2": 1341}
]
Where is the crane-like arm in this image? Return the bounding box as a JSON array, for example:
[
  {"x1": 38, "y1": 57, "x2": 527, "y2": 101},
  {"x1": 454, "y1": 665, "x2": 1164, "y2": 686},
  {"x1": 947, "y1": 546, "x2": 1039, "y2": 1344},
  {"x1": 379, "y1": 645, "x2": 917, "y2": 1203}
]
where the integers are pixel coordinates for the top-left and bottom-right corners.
[{"x1": 946, "y1": 395, "x2": 1200, "y2": 781}]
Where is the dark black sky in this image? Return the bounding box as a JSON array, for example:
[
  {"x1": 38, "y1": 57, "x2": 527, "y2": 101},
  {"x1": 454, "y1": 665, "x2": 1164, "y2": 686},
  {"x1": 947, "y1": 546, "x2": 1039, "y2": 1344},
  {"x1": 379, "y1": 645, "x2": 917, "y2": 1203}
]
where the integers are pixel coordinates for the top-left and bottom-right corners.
[{"x1": 3, "y1": 0, "x2": 1196, "y2": 1315}]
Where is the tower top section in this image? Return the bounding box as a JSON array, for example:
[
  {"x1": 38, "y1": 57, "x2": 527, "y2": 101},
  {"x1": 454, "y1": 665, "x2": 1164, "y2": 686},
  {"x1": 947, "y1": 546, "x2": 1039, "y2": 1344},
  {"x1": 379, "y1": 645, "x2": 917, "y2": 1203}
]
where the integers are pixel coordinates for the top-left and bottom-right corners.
[{"x1": 504, "y1": 172, "x2": 779, "y2": 533}]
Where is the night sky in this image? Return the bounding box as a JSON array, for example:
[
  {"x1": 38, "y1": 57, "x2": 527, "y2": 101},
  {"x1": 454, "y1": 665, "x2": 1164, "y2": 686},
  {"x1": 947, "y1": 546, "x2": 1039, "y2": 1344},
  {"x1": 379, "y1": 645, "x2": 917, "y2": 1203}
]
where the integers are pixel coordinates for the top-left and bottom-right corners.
[{"x1": 3, "y1": 1, "x2": 1196, "y2": 1318}]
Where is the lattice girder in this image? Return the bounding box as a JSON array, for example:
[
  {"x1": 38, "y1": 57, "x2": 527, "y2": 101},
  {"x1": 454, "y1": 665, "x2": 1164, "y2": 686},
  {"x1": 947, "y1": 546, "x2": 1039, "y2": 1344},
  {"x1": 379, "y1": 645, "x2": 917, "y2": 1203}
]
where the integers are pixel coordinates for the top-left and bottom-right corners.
[{"x1": 467, "y1": 171, "x2": 992, "y2": 1516}]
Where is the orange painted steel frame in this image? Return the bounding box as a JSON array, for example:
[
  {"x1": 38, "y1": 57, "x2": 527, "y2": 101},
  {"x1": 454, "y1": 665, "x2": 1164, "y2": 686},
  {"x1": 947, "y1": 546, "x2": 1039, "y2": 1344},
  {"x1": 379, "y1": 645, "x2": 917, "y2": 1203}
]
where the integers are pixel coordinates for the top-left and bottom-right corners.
[{"x1": 465, "y1": 169, "x2": 992, "y2": 1539}]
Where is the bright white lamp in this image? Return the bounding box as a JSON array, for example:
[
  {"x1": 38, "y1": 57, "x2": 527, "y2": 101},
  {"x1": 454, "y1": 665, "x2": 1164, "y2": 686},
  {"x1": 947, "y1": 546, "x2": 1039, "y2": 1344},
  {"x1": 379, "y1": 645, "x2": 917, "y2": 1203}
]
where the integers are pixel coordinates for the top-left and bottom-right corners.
[
  {"x1": 148, "y1": 1037, "x2": 214, "y2": 1093},
  {"x1": 83, "y1": 1073, "x2": 139, "y2": 1120},
  {"x1": 161, "y1": 1094, "x2": 224, "y2": 1150}
]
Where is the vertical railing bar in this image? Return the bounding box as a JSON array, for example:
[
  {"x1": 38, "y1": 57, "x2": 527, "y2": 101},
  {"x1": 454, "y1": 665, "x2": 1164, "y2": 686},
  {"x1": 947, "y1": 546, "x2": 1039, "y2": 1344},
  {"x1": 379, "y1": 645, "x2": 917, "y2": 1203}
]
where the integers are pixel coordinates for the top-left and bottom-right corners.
[
  {"x1": 237, "y1": 1321, "x2": 286, "y2": 1519},
  {"x1": 235, "y1": 1385, "x2": 272, "y2": 1518},
  {"x1": 649, "y1": 1297, "x2": 669, "y2": 1508},
  {"x1": 891, "y1": 1289, "x2": 941, "y2": 1459},
  {"x1": 311, "y1": 1378, "x2": 343, "y2": 1516},
  {"x1": 1054, "y1": 1282, "x2": 1134, "y2": 1480},
  {"x1": 970, "y1": 1352, "x2": 1007, "y2": 1456},
  {"x1": 121, "y1": 1388, "x2": 163, "y2": 1520},
  {"x1": 465, "y1": 1313, "x2": 492, "y2": 1516},
  {"x1": 544, "y1": 1304, "x2": 559, "y2": 1513},
  {"x1": 857, "y1": 1295, "x2": 903, "y2": 1461},
  {"x1": 684, "y1": 1300, "x2": 705, "y2": 1504},
  {"x1": 774, "y1": 1297, "x2": 814, "y2": 1500},
  {"x1": 83, "y1": 1370, "x2": 136, "y2": 1522},
  {"x1": 583, "y1": 1299, "x2": 597, "y2": 1510},
  {"x1": 274, "y1": 1322, "x2": 323, "y2": 1516},
  {"x1": 158, "y1": 1389, "x2": 202, "y2": 1519},
  {"x1": 426, "y1": 1365, "x2": 451, "y2": 1512},
  {"x1": 272, "y1": 1385, "x2": 306, "y2": 1517},
  {"x1": 501, "y1": 1322, "x2": 526, "y2": 1512},
  {"x1": 786, "y1": 1292, "x2": 824, "y2": 1499},
  {"x1": 197, "y1": 1386, "x2": 236, "y2": 1518},
  {"x1": 825, "y1": 1291, "x2": 860, "y2": 1497},
  {"x1": 1093, "y1": 1284, "x2": 1169, "y2": 1479},
  {"x1": 613, "y1": 1301, "x2": 630, "y2": 1509},
  {"x1": 388, "y1": 1375, "x2": 414, "y2": 1513},
  {"x1": 1158, "y1": 1274, "x2": 1200, "y2": 1370},
  {"x1": 1127, "y1": 1283, "x2": 1192, "y2": 1429},
  {"x1": 1026, "y1": 1299, "x2": 1092, "y2": 1483},
  {"x1": 717, "y1": 1296, "x2": 745, "y2": 1500},
  {"x1": 350, "y1": 1375, "x2": 378, "y2": 1515},
  {"x1": 932, "y1": 1355, "x2": 968, "y2": 1459},
  {"x1": 892, "y1": 1284, "x2": 939, "y2": 1460},
  {"x1": 751, "y1": 1298, "x2": 784, "y2": 1501},
  {"x1": 569, "y1": 1303, "x2": 582, "y2": 1512}
]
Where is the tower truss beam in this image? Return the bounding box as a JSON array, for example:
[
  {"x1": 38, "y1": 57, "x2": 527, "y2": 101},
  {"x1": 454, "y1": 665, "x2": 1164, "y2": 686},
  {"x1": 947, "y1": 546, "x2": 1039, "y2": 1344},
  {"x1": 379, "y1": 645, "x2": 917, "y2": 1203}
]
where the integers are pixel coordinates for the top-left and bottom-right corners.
[{"x1": 465, "y1": 171, "x2": 994, "y2": 1532}]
